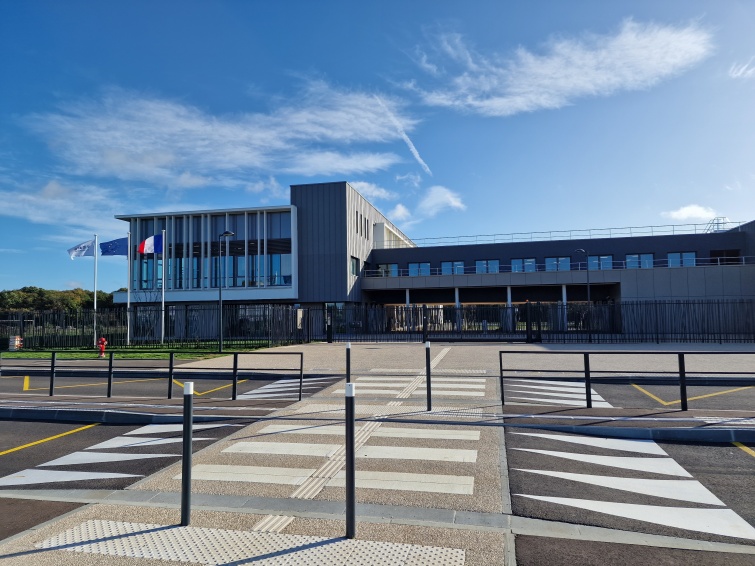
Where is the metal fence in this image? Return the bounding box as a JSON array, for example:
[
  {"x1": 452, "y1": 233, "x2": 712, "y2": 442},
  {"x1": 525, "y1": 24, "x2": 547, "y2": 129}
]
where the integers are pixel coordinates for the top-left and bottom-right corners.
[{"x1": 2, "y1": 299, "x2": 754, "y2": 350}]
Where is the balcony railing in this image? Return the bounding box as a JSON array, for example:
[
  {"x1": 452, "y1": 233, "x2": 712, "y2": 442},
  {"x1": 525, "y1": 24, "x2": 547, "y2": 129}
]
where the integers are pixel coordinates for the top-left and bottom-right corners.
[{"x1": 364, "y1": 256, "x2": 755, "y2": 278}]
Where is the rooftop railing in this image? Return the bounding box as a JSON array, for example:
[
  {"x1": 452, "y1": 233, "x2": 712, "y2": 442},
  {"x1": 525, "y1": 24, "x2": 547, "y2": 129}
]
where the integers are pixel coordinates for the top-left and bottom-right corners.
[{"x1": 375, "y1": 218, "x2": 743, "y2": 249}]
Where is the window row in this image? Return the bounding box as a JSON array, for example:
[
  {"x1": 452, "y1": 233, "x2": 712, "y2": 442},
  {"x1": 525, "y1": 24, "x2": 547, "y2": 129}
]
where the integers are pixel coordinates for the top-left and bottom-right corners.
[{"x1": 374, "y1": 252, "x2": 698, "y2": 277}]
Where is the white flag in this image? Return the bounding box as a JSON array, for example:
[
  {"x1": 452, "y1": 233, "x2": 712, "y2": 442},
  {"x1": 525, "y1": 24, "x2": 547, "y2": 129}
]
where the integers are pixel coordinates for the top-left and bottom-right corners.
[{"x1": 67, "y1": 239, "x2": 96, "y2": 259}]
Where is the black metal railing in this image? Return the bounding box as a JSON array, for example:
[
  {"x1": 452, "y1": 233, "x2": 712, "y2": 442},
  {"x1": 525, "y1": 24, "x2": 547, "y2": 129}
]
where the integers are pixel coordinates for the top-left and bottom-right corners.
[{"x1": 2, "y1": 299, "x2": 754, "y2": 350}]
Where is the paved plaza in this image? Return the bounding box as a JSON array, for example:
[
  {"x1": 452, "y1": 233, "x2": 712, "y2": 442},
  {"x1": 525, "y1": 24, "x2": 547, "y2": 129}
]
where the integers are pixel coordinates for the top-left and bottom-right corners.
[{"x1": 0, "y1": 342, "x2": 753, "y2": 565}]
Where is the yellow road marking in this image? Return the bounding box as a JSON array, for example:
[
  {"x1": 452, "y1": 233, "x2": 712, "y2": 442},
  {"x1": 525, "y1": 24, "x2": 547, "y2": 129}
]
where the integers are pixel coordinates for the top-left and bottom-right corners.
[
  {"x1": 631, "y1": 384, "x2": 753, "y2": 406},
  {"x1": 0, "y1": 424, "x2": 98, "y2": 457},
  {"x1": 734, "y1": 442, "x2": 755, "y2": 459},
  {"x1": 25, "y1": 377, "x2": 162, "y2": 392},
  {"x1": 24, "y1": 375, "x2": 29, "y2": 391},
  {"x1": 631, "y1": 384, "x2": 670, "y2": 405},
  {"x1": 171, "y1": 379, "x2": 249, "y2": 396}
]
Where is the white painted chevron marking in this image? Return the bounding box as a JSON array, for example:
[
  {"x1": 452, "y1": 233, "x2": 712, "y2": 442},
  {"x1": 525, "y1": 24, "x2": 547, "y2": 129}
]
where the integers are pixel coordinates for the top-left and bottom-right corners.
[
  {"x1": 508, "y1": 396, "x2": 612, "y2": 408},
  {"x1": 517, "y1": 469, "x2": 724, "y2": 505},
  {"x1": 506, "y1": 384, "x2": 592, "y2": 394},
  {"x1": 512, "y1": 433, "x2": 667, "y2": 455},
  {"x1": 513, "y1": 449, "x2": 692, "y2": 476},
  {"x1": 40, "y1": 452, "x2": 175, "y2": 467},
  {"x1": 126, "y1": 424, "x2": 233, "y2": 435},
  {"x1": 506, "y1": 379, "x2": 585, "y2": 388},
  {"x1": 0, "y1": 468, "x2": 139, "y2": 487},
  {"x1": 516, "y1": 495, "x2": 755, "y2": 540},
  {"x1": 86, "y1": 436, "x2": 212, "y2": 450},
  {"x1": 506, "y1": 389, "x2": 601, "y2": 400}
]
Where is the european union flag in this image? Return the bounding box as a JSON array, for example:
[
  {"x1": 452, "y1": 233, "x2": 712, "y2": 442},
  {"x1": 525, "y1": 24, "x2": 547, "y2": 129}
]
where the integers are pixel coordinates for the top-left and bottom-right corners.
[{"x1": 100, "y1": 237, "x2": 129, "y2": 256}]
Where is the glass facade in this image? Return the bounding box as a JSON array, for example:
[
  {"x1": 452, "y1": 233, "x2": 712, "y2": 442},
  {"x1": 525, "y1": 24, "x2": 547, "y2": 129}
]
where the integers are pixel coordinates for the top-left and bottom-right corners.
[
  {"x1": 475, "y1": 259, "x2": 499, "y2": 274},
  {"x1": 588, "y1": 255, "x2": 613, "y2": 270},
  {"x1": 408, "y1": 262, "x2": 431, "y2": 276},
  {"x1": 626, "y1": 253, "x2": 654, "y2": 269},
  {"x1": 545, "y1": 257, "x2": 570, "y2": 271},
  {"x1": 441, "y1": 261, "x2": 464, "y2": 275},
  {"x1": 668, "y1": 252, "x2": 696, "y2": 267},
  {"x1": 130, "y1": 208, "x2": 293, "y2": 292}
]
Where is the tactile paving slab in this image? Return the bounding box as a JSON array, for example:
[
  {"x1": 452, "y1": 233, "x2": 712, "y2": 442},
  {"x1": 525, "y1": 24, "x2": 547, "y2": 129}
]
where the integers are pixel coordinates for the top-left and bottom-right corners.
[{"x1": 36, "y1": 519, "x2": 466, "y2": 565}]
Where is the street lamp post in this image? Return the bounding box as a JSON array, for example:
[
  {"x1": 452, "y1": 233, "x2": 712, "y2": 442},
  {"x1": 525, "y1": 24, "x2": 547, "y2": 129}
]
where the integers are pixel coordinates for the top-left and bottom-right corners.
[
  {"x1": 575, "y1": 248, "x2": 592, "y2": 342},
  {"x1": 575, "y1": 248, "x2": 591, "y2": 304},
  {"x1": 218, "y1": 230, "x2": 235, "y2": 353}
]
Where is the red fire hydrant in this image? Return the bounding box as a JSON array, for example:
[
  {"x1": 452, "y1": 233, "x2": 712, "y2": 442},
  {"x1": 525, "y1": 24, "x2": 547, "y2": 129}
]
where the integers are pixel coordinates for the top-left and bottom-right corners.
[{"x1": 97, "y1": 336, "x2": 108, "y2": 358}]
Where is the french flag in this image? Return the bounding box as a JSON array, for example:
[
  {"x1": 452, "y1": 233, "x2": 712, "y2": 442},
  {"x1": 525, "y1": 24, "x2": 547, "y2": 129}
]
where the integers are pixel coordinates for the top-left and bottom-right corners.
[{"x1": 137, "y1": 234, "x2": 163, "y2": 254}]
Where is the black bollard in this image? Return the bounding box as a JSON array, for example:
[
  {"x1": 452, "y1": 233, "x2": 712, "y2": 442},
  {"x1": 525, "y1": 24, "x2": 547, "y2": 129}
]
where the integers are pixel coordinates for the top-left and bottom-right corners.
[{"x1": 180, "y1": 382, "x2": 194, "y2": 526}]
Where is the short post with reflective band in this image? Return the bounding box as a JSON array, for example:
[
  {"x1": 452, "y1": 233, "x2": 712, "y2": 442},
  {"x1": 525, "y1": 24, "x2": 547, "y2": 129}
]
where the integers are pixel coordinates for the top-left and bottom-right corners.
[
  {"x1": 180, "y1": 381, "x2": 194, "y2": 526},
  {"x1": 345, "y1": 382, "x2": 356, "y2": 539}
]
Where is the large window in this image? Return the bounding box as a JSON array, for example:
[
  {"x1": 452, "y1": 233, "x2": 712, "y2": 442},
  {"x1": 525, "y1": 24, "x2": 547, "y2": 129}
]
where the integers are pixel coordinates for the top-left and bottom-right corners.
[
  {"x1": 441, "y1": 261, "x2": 464, "y2": 275},
  {"x1": 588, "y1": 255, "x2": 613, "y2": 270},
  {"x1": 268, "y1": 253, "x2": 292, "y2": 286},
  {"x1": 626, "y1": 253, "x2": 654, "y2": 269},
  {"x1": 545, "y1": 257, "x2": 570, "y2": 271},
  {"x1": 668, "y1": 252, "x2": 696, "y2": 267},
  {"x1": 512, "y1": 258, "x2": 536, "y2": 272},
  {"x1": 475, "y1": 259, "x2": 499, "y2": 274},
  {"x1": 408, "y1": 262, "x2": 431, "y2": 276},
  {"x1": 378, "y1": 263, "x2": 398, "y2": 277}
]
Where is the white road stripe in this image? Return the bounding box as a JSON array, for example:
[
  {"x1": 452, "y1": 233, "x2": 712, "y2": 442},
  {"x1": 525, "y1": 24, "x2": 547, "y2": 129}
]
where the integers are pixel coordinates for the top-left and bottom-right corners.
[
  {"x1": 86, "y1": 436, "x2": 213, "y2": 450},
  {"x1": 357, "y1": 445, "x2": 477, "y2": 463},
  {"x1": 223, "y1": 442, "x2": 341, "y2": 457}
]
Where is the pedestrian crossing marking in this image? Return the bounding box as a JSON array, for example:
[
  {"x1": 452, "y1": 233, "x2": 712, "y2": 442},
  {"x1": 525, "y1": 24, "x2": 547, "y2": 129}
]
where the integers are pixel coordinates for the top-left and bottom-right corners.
[
  {"x1": 356, "y1": 445, "x2": 478, "y2": 463},
  {"x1": 223, "y1": 442, "x2": 342, "y2": 457},
  {"x1": 327, "y1": 470, "x2": 474, "y2": 495},
  {"x1": 125, "y1": 424, "x2": 234, "y2": 436},
  {"x1": 177, "y1": 464, "x2": 317, "y2": 485},
  {"x1": 515, "y1": 495, "x2": 755, "y2": 540},
  {"x1": 513, "y1": 449, "x2": 692, "y2": 476},
  {"x1": 511, "y1": 433, "x2": 667, "y2": 455},
  {"x1": 516, "y1": 470, "x2": 725, "y2": 505},
  {"x1": 257, "y1": 423, "x2": 480, "y2": 441},
  {"x1": 506, "y1": 389, "x2": 597, "y2": 400}
]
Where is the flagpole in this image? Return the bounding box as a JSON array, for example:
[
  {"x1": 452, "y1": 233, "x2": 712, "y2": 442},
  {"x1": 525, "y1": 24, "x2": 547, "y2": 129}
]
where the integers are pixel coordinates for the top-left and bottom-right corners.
[
  {"x1": 127, "y1": 232, "x2": 132, "y2": 346},
  {"x1": 93, "y1": 234, "x2": 98, "y2": 349},
  {"x1": 161, "y1": 228, "x2": 166, "y2": 344}
]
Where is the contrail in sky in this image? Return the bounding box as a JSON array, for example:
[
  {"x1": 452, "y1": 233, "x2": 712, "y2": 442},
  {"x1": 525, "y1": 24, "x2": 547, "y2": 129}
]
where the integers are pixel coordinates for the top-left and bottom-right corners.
[{"x1": 374, "y1": 95, "x2": 432, "y2": 176}]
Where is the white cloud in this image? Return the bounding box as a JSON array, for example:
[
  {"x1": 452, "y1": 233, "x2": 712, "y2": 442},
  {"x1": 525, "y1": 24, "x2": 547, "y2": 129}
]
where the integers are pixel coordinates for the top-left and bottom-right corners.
[
  {"x1": 396, "y1": 172, "x2": 422, "y2": 188},
  {"x1": 387, "y1": 185, "x2": 466, "y2": 229},
  {"x1": 417, "y1": 185, "x2": 466, "y2": 217},
  {"x1": 246, "y1": 176, "x2": 289, "y2": 201},
  {"x1": 349, "y1": 181, "x2": 397, "y2": 200},
  {"x1": 661, "y1": 204, "x2": 717, "y2": 221},
  {"x1": 413, "y1": 20, "x2": 713, "y2": 117},
  {"x1": 388, "y1": 203, "x2": 411, "y2": 222},
  {"x1": 729, "y1": 57, "x2": 755, "y2": 79},
  {"x1": 23, "y1": 82, "x2": 419, "y2": 190}
]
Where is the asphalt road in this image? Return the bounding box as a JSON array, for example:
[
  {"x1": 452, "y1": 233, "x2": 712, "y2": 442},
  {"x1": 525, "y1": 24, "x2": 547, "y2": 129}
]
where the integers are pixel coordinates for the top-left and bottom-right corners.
[{"x1": 0, "y1": 419, "x2": 248, "y2": 540}]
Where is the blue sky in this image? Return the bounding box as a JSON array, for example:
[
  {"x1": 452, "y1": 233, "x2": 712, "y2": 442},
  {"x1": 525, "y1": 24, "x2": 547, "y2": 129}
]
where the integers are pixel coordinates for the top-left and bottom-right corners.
[{"x1": 1, "y1": 1, "x2": 754, "y2": 293}]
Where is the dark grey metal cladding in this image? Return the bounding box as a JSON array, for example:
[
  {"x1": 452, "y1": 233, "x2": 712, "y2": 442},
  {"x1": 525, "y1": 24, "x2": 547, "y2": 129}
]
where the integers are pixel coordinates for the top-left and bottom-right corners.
[
  {"x1": 368, "y1": 230, "x2": 747, "y2": 270},
  {"x1": 291, "y1": 182, "x2": 349, "y2": 303}
]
